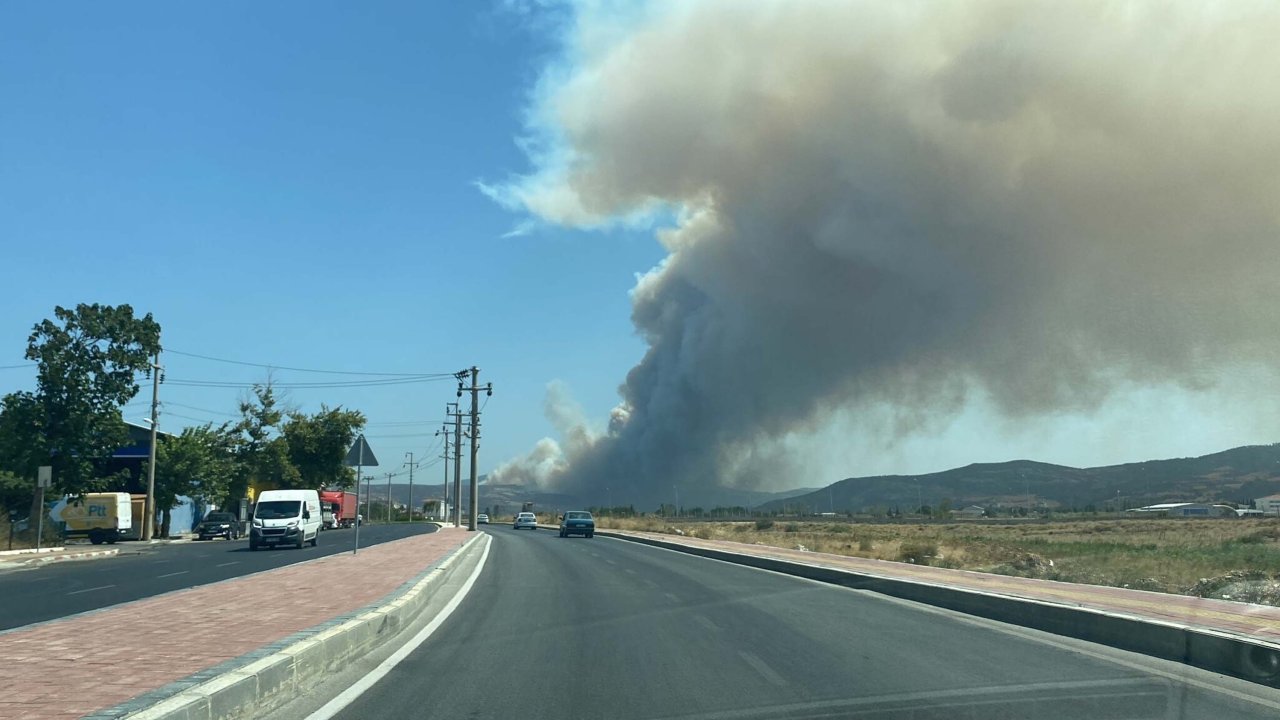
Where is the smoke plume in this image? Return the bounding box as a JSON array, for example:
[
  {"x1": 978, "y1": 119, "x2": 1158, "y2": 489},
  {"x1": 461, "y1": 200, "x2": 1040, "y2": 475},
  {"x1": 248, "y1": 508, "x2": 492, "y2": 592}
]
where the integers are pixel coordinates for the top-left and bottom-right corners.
[{"x1": 487, "y1": 1, "x2": 1280, "y2": 503}]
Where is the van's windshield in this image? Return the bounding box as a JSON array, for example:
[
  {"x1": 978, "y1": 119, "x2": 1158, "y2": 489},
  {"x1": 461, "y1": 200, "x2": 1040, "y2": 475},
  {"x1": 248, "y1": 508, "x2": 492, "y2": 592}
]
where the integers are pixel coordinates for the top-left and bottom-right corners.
[{"x1": 255, "y1": 501, "x2": 301, "y2": 520}]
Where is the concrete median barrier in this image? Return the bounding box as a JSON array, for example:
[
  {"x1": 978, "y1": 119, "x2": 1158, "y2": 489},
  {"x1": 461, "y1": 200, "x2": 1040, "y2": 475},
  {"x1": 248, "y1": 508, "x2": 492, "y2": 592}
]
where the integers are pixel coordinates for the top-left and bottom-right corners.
[{"x1": 100, "y1": 532, "x2": 490, "y2": 720}]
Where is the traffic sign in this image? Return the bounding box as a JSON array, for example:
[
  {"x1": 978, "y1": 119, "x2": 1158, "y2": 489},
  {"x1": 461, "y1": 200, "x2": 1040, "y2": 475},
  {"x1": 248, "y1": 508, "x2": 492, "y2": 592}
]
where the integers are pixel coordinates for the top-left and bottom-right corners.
[
  {"x1": 344, "y1": 435, "x2": 379, "y2": 467},
  {"x1": 37, "y1": 465, "x2": 51, "y2": 488}
]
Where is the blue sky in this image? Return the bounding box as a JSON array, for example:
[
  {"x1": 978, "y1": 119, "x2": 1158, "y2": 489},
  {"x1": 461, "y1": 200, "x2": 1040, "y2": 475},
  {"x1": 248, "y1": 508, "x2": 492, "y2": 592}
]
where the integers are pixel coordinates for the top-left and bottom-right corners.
[
  {"x1": 7, "y1": 2, "x2": 1280, "y2": 501},
  {"x1": 0, "y1": 1, "x2": 661, "y2": 481}
]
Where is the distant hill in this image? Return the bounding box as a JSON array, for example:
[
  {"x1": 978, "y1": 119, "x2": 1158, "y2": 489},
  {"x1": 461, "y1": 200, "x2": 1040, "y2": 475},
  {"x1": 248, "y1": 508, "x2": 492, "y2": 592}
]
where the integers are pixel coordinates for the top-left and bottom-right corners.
[
  {"x1": 757, "y1": 444, "x2": 1280, "y2": 514},
  {"x1": 368, "y1": 481, "x2": 821, "y2": 516}
]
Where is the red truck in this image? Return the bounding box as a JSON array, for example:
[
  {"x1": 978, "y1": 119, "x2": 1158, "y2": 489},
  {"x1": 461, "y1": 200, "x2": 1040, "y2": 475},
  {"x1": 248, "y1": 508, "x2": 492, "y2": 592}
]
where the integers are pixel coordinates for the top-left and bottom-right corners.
[{"x1": 319, "y1": 490, "x2": 359, "y2": 529}]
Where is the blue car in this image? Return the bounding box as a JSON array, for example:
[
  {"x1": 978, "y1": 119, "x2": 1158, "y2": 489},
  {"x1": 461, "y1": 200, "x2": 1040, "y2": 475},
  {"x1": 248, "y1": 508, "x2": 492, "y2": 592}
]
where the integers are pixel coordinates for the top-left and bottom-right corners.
[{"x1": 559, "y1": 510, "x2": 595, "y2": 538}]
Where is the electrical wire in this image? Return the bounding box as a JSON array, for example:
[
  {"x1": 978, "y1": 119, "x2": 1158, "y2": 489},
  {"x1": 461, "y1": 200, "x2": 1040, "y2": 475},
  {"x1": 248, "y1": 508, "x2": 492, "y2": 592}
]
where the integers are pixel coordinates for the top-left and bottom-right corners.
[
  {"x1": 165, "y1": 348, "x2": 456, "y2": 378},
  {"x1": 165, "y1": 375, "x2": 452, "y2": 389},
  {"x1": 164, "y1": 401, "x2": 240, "y2": 417},
  {"x1": 0, "y1": 363, "x2": 35, "y2": 370}
]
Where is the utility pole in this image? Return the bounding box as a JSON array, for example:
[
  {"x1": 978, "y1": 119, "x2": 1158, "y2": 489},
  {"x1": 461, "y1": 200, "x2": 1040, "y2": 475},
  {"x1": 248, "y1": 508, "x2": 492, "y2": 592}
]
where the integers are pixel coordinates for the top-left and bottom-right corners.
[
  {"x1": 405, "y1": 452, "x2": 414, "y2": 523},
  {"x1": 386, "y1": 472, "x2": 393, "y2": 523},
  {"x1": 457, "y1": 368, "x2": 492, "y2": 532},
  {"x1": 438, "y1": 404, "x2": 461, "y2": 526},
  {"x1": 364, "y1": 473, "x2": 372, "y2": 525},
  {"x1": 451, "y1": 401, "x2": 462, "y2": 527},
  {"x1": 143, "y1": 351, "x2": 162, "y2": 541},
  {"x1": 439, "y1": 426, "x2": 450, "y2": 522}
]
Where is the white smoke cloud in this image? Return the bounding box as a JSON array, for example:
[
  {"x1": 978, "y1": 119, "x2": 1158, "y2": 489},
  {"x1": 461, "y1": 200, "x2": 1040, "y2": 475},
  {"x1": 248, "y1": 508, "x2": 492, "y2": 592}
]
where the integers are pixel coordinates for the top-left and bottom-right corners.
[{"x1": 489, "y1": 1, "x2": 1280, "y2": 503}]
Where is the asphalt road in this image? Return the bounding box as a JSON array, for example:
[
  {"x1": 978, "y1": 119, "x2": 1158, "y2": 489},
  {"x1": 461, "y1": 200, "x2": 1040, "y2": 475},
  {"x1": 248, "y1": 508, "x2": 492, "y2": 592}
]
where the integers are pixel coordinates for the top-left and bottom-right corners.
[
  {"x1": 0, "y1": 522, "x2": 437, "y2": 632},
  {"x1": 325, "y1": 525, "x2": 1280, "y2": 720}
]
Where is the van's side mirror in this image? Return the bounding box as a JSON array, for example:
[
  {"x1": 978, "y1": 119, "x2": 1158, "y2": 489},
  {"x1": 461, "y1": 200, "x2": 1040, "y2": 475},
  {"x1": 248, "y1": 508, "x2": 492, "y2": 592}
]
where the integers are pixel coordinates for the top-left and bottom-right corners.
[{"x1": 303, "y1": 510, "x2": 310, "y2": 519}]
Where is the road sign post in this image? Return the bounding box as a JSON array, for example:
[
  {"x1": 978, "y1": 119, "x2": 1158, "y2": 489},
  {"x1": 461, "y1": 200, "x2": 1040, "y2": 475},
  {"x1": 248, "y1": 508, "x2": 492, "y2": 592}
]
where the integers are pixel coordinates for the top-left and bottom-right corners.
[{"x1": 344, "y1": 435, "x2": 379, "y2": 555}]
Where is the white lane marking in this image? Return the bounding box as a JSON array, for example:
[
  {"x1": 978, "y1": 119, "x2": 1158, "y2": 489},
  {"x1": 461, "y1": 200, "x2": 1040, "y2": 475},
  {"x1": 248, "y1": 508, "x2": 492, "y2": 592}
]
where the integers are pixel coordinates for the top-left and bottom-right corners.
[
  {"x1": 157, "y1": 571, "x2": 189, "y2": 578},
  {"x1": 305, "y1": 535, "x2": 493, "y2": 720},
  {"x1": 216, "y1": 561, "x2": 239, "y2": 568},
  {"x1": 67, "y1": 584, "x2": 115, "y2": 595},
  {"x1": 664, "y1": 592, "x2": 681, "y2": 604},
  {"x1": 151, "y1": 560, "x2": 171, "y2": 564},
  {"x1": 739, "y1": 650, "x2": 787, "y2": 687},
  {"x1": 624, "y1": 568, "x2": 637, "y2": 575},
  {"x1": 604, "y1": 559, "x2": 617, "y2": 566}
]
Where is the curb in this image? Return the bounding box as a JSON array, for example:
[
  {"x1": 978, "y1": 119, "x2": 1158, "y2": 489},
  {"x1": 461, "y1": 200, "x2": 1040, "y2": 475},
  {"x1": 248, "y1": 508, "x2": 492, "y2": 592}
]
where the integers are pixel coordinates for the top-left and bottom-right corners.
[
  {"x1": 100, "y1": 533, "x2": 488, "y2": 720},
  {"x1": 0, "y1": 548, "x2": 118, "y2": 567},
  {"x1": 0, "y1": 546, "x2": 65, "y2": 556},
  {"x1": 597, "y1": 530, "x2": 1280, "y2": 688}
]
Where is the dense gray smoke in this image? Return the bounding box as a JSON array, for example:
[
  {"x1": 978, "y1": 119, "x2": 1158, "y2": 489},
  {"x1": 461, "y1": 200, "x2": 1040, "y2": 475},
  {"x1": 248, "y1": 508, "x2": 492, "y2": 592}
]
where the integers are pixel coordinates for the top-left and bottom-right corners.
[{"x1": 488, "y1": 1, "x2": 1280, "y2": 503}]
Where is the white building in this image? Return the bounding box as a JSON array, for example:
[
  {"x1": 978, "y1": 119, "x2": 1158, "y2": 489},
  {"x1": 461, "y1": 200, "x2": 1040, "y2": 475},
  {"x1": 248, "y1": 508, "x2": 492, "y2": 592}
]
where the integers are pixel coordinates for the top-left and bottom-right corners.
[
  {"x1": 1255, "y1": 494, "x2": 1280, "y2": 516},
  {"x1": 1126, "y1": 502, "x2": 1217, "y2": 518}
]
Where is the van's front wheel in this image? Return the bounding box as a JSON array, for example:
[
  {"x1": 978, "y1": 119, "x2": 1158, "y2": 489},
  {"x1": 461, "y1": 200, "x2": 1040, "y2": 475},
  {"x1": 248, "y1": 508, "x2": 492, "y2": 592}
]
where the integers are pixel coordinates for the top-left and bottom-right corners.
[{"x1": 309, "y1": 533, "x2": 318, "y2": 548}]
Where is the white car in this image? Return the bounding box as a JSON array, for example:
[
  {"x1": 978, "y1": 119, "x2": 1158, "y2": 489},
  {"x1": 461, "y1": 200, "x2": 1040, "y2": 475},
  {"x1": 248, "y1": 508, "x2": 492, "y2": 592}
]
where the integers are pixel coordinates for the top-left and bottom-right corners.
[
  {"x1": 478, "y1": 514, "x2": 490, "y2": 524},
  {"x1": 513, "y1": 512, "x2": 537, "y2": 530}
]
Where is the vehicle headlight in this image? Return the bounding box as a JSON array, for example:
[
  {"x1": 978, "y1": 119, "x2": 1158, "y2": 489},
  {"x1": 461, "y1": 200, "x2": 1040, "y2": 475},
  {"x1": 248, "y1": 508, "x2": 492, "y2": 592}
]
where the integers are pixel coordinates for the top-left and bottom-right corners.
[
  {"x1": 287, "y1": 520, "x2": 299, "y2": 529},
  {"x1": 252, "y1": 518, "x2": 263, "y2": 527}
]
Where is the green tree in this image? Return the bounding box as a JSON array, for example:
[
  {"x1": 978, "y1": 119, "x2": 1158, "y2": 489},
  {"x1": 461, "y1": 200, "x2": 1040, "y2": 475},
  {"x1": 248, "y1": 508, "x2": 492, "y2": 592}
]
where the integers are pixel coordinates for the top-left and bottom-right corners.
[
  {"x1": 145, "y1": 424, "x2": 238, "y2": 535},
  {"x1": 7, "y1": 304, "x2": 161, "y2": 505},
  {"x1": 226, "y1": 383, "x2": 300, "y2": 503},
  {"x1": 282, "y1": 405, "x2": 365, "y2": 490},
  {"x1": 0, "y1": 393, "x2": 44, "y2": 515}
]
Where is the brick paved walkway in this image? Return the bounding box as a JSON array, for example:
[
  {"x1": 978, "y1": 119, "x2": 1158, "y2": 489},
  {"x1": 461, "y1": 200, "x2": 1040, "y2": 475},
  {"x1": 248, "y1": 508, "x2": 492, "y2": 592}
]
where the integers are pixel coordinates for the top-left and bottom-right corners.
[
  {"x1": 612, "y1": 530, "x2": 1280, "y2": 643},
  {"x1": 0, "y1": 528, "x2": 468, "y2": 720}
]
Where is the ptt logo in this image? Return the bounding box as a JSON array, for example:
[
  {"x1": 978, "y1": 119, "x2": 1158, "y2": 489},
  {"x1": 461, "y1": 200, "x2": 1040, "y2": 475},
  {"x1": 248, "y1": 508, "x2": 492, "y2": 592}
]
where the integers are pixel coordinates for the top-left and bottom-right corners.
[{"x1": 88, "y1": 505, "x2": 107, "y2": 516}]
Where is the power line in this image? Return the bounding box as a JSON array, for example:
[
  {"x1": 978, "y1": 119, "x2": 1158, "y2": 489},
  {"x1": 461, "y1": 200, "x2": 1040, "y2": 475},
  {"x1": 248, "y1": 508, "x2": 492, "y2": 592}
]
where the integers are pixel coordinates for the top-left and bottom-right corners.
[
  {"x1": 165, "y1": 401, "x2": 240, "y2": 418},
  {"x1": 166, "y1": 375, "x2": 451, "y2": 389},
  {"x1": 165, "y1": 412, "x2": 222, "y2": 424},
  {"x1": 364, "y1": 432, "x2": 437, "y2": 439},
  {"x1": 166, "y1": 348, "x2": 455, "y2": 378},
  {"x1": 0, "y1": 363, "x2": 34, "y2": 370}
]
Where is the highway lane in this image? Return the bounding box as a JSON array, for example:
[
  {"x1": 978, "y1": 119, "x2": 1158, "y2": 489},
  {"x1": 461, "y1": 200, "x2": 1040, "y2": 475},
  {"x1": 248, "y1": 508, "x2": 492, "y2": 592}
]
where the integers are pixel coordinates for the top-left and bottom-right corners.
[
  {"x1": 0, "y1": 522, "x2": 437, "y2": 632},
  {"x1": 324, "y1": 524, "x2": 1280, "y2": 720}
]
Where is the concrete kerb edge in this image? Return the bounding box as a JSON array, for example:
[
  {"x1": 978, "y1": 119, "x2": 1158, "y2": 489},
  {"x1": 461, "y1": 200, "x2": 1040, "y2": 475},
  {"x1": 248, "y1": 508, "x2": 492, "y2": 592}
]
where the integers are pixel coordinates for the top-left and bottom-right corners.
[
  {"x1": 598, "y1": 530, "x2": 1280, "y2": 688},
  {"x1": 97, "y1": 532, "x2": 486, "y2": 720}
]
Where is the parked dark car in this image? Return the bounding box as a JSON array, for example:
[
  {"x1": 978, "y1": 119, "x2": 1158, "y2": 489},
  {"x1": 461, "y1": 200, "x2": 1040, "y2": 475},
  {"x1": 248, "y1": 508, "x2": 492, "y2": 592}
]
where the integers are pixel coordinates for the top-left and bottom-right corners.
[
  {"x1": 559, "y1": 510, "x2": 595, "y2": 538},
  {"x1": 196, "y1": 512, "x2": 241, "y2": 541}
]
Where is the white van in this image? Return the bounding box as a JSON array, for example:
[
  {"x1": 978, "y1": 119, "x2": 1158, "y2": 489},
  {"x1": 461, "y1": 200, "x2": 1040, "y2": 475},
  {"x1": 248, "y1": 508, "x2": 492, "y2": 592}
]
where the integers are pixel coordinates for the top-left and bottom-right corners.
[{"x1": 250, "y1": 489, "x2": 321, "y2": 551}]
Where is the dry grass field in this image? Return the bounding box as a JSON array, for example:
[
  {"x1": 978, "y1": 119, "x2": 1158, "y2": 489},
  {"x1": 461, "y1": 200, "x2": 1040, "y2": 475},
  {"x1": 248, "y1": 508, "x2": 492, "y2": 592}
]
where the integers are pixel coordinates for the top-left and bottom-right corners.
[{"x1": 596, "y1": 515, "x2": 1280, "y2": 604}]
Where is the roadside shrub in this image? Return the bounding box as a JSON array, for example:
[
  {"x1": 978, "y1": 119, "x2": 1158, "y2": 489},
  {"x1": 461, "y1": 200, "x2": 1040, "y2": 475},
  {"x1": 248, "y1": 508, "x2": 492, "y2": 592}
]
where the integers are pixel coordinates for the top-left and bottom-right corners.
[
  {"x1": 858, "y1": 537, "x2": 874, "y2": 552},
  {"x1": 898, "y1": 541, "x2": 939, "y2": 565},
  {"x1": 783, "y1": 523, "x2": 801, "y2": 533},
  {"x1": 755, "y1": 519, "x2": 775, "y2": 531}
]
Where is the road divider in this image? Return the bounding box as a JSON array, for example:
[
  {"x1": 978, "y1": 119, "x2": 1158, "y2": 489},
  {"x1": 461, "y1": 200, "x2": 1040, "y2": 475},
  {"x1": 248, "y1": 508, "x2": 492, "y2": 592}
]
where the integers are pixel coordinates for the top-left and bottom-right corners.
[
  {"x1": 597, "y1": 529, "x2": 1280, "y2": 688},
  {"x1": 109, "y1": 532, "x2": 489, "y2": 720}
]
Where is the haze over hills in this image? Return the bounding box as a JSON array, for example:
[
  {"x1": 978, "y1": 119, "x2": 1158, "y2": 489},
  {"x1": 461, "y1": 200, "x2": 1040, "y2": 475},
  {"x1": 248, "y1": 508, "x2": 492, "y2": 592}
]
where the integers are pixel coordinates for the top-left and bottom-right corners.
[
  {"x1": 370, "y1": 444, "x2": 1280, "y2": 516},
  {"x1": 758, "y1": 444, "x2": 1280, "y2": 514}
]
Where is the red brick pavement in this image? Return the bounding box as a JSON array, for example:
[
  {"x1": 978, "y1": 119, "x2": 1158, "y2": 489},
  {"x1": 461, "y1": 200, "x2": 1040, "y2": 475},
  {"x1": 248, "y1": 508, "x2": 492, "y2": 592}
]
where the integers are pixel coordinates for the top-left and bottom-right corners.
[
  {"x1": 0, "y1": 528, "x2": 468, "y2": 720},
  {"x1": 612, "y1": 530, "x2": 1280, "y2": 643}
]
